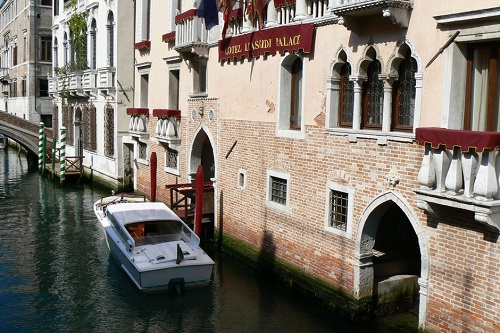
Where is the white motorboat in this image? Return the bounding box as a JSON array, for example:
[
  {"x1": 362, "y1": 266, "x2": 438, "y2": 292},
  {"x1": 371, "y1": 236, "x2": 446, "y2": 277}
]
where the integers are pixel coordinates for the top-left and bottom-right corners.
[{"x1": 94, "y1": 193, "x2": 215, "y2": 293}]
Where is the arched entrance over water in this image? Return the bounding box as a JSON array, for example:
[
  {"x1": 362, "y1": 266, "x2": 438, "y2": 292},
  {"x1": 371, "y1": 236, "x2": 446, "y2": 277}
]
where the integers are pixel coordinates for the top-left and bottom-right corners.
[
  {"x1": 190, "y1": 128, "x2": 215, "y2": 182},
  {"x1": 189, "y1": 127, "x2": 216, "y2": 239},
  {"x1": 354, "y1": 191, "x2": 429, "y2": 329}
]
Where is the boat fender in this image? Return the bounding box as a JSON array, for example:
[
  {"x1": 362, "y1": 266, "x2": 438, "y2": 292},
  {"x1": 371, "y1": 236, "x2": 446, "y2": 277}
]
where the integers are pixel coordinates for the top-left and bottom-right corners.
[{"x1": 168, "y1": 278, "x2": 185, "y2": 296}]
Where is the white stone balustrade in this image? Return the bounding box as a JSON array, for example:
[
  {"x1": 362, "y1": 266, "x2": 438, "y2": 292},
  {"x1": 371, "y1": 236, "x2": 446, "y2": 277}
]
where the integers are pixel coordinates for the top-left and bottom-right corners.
[
  {"x1": 155, "y1": 117, "x2": 181, "y2": 141},
  {"x1": 98, "y1": 68, "x2": 115, "y2": 89},
  {"x1": 128, "y1": 115, "x2": 148, "y2": 134},
  {"x1": 175, "y1": 13, "x2": 207, "y2": 47},
  {"x1": 69, "y1": 73, "x2": 82, "y2": 90},
  {"x1": 308, "y1": 0, "x2": 329, "y2": 19},
  {"x1": 48, "y1": 76, "x2": 56, "y2": 94},
  {"x1": 82, "y1": 71, "x2": 97, "y2": 90},
  {"x1": 417, "y1": 143, "x2": 500, "y2": 200}
]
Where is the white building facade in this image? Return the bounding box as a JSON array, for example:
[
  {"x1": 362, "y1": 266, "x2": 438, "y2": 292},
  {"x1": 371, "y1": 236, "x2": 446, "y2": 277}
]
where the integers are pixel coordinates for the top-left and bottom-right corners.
[{"x1": 49, "y1": 0, "x2": 134, "y2": 188}]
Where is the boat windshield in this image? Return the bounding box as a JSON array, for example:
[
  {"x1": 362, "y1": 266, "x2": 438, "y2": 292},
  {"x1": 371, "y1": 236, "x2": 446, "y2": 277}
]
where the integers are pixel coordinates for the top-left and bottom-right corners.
[{"x1": 125, "y1": 220, "x2": 192, "y2": 246}]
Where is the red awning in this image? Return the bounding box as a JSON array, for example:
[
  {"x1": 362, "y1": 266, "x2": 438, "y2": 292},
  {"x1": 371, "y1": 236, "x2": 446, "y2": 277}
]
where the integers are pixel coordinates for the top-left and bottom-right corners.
[
  {"x1": 134, "y1": 41, "x2": 151, "y2": 50},
  {"x1": 415, "y1": 127, "x2": 500, "y2": 153},
  {"x1": 162, "y1": 32, "x2": 176, "y2": 43},
  {"x1": 126, "y1": 108, "x2": 149, "y2": 116},
  {"x1": 175, "y1": 9, "x2": 198, "y2": 24},
  {"x1": 153, "y1": 109, "x2": 181, "y2": 118}
]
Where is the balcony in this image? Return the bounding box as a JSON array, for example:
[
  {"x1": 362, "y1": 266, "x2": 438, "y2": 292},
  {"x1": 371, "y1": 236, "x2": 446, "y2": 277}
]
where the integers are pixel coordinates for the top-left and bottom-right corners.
[
  {"x1": 0, "y1": 67, "x2": 10, "y2": 81},
  {"x1": 415, "y1": 127, "x2": 500, "y2": 231},
  {"x1": 127, "y1": 108, "x2": 149, "y2": 138},
  {"x1": 153, "y1": 109, "x2": 181, "y2": 147},
  {"x1": 98, "y1": 67, "x2": 116, "y2": 91},
  {"x1": 174, "y1": 9, "x2": 220, "y2": 57},
  {"x1": 331, "y1": 0, "x2": 413, "y2": 32}
]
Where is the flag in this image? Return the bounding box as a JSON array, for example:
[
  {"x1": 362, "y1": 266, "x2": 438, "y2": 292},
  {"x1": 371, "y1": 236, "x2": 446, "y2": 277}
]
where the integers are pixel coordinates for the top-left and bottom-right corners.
[
  {"x1": 248, "y1": 0, "x2": 270, "y2": 30},
  {"x1": 219, "y1": 0, "x2": 234, "y2": 39},
  {"x1": 198, "y1": 0, "x2": 219, "y2": 30}
]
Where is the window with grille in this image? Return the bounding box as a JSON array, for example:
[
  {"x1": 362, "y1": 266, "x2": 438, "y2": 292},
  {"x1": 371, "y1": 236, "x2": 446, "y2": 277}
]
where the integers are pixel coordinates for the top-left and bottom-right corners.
[
  {"x1": 339, "y1": 62, "x2": 354, "y2": 127},
  {"x1": 271, "y1": 177, "x2": 287, "y2": 205},
  {"x1": 21, "y1": 79, "x2": 26, "y2": 97},
  {"x1": 328, "y1": 190, "x2": 348, "y2": 231},
  {"x1": 138, "y1": 141, "x2": 147, "y2": 160},
  {"x1": 324, "y1": 181, "x2": 354, "y2": 238},
  {"x1": 362, "y1": 60, "x2": 384, "y2": 129},
  {"x1": 392, "y1": 50, "x2": 416, "y2": 131},
  {"x1": 266, "y1": 170, "x2": 290, "y2": 212},
  {"x1": 166, "y1": 147, "x2": 178, "y2": 169}
]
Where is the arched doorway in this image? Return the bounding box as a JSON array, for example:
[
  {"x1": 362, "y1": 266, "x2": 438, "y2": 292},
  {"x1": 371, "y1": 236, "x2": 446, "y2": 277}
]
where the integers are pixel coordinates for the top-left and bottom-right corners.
[
  {"x1": 354, "y1": 191, "x2": 429, "y2": 329},
  {"x1": 189, "y1": 128, "x2": 216, "y2": 239},
  {"x1": 190, "y1": 129, "x2": 215, "y2": 182}
]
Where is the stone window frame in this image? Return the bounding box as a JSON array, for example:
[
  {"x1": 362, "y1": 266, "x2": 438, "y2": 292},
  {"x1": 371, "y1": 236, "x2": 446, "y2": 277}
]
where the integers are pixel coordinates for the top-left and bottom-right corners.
[
  {"x1": 324, "y1": 180, "x2": 354, "y2": 239},
  {"x1": 276, "y1": 52, "x2": 306, "y2": 140},
  {"x1": 436, "y1": 8, "x2": 500, "y2": 131},
  {"x1": 266, "y1": 169, "x2": 291, "y2": 213}
]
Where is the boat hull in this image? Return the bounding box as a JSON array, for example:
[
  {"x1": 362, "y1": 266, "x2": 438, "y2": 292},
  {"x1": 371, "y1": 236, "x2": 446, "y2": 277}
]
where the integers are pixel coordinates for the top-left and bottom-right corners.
[{"x1": 104, "y1": 227, "x2": 214, "y2": 292}]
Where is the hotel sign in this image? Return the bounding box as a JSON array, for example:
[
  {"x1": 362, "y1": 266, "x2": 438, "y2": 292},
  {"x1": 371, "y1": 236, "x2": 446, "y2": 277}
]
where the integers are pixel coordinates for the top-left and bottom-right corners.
[{"x1": 218, "y1": 23, "x2": 315, "y2": 62}]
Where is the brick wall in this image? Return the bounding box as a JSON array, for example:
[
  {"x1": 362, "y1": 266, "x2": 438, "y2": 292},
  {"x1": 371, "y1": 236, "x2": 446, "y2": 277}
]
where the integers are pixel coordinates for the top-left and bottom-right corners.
[{"x1": 134, "y1": 103, "x2": 500, "y2": 332}]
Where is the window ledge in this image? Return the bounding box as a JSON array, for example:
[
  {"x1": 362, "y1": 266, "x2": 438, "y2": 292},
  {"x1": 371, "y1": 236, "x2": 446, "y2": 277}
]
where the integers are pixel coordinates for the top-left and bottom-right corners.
[
  {"x1": 434, "y1": 6, "x2": 500, "y2": 25},
  {"x1": 164, "y1": 166, "x2": 180, "y2": 176},
  {"x1": 415, "y1": 188, "x2": 500, "y2": 232},
  {"x1": 325, "y1": 127, "x2": 414, "y2": 144},
  {"x1": 276, "y1": 129, "x2": 306, "y2": 140}
]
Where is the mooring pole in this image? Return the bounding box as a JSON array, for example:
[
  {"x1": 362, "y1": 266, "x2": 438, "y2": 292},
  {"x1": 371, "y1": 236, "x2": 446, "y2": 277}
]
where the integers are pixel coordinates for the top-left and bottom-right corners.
[
  {"x1": 38, "y1": 122, "x2": 44, "y2": 171},
  {"x1": 60, "y1": 127, "x2": 66, "y2": 185},
  {"x1": 52, "y1": 139, "x2": 56, "y2": 178},
  {"x1": 194, "y1": 165, "x2": 204, "y2": 237},
  {"x1": 42, "y1": 134, "x2": 46, "y2": 172},
  {"x1": 150, "y1": 152, "x2": 157, "y2": 202}
]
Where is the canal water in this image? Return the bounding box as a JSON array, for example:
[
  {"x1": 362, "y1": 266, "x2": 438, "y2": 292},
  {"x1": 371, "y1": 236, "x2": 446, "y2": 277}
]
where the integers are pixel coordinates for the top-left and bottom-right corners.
[{"x1": 0, "y1": 147, "x2": 418, "y2": 333}]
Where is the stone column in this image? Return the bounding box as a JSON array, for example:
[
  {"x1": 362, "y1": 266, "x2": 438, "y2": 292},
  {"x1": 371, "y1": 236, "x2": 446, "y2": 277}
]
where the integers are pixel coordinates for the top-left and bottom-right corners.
[
  {"x1": 265, "y1": 0, "x2": 278, "y2": 27},
  {"x1": 382, "y1": 77, "x2": 393, "y2": 132},
  {"x1": 351, "y1": 77, "x2": 363, "y2": 131},
  {"x1": 294, "y1": 0, "x2": 308, "y2": 21}
]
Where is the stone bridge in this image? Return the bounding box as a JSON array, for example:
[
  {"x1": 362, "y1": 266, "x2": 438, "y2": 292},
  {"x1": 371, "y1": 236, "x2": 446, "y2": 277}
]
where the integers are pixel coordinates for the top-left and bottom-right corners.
[{"x1": 0, "y1": 111, "x2": 53, "y2": 169}]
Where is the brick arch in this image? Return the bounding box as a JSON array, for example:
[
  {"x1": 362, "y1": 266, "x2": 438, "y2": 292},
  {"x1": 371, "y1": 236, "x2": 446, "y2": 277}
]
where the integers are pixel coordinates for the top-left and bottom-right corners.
[{"x1": 353, "y1": 190, "x2": 429, "y2": 330}]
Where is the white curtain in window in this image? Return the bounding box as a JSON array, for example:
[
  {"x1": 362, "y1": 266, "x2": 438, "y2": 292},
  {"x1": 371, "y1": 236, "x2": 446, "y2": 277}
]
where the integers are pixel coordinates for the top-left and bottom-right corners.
[{"x1": 471, "y1": 49, "x2": 489, "y2": 131}]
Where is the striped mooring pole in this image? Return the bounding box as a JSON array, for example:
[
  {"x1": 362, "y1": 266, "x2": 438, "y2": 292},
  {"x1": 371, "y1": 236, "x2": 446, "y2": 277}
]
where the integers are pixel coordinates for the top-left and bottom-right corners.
[
  {"x1": 38, "y1": 122, "x2": 44, "y2": 171},
  {"x1": 60, "y1": 127, "x2": 67, "y2": 185}
]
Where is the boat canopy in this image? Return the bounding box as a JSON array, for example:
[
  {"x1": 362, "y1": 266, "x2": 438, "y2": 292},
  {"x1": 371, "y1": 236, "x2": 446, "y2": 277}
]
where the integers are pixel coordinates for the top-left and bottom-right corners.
[
  {"x1": 106, "y1": 202, "x2": 182, "y2": 226},
  {"x1": 106, "y1": 202, "x2": 200, "y2": 249}
]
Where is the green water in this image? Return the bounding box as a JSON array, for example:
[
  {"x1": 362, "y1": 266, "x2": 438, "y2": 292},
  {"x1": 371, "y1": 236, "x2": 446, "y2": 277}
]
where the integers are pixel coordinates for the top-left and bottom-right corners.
[{"x1": 0, "y1": 147, "x2": 418, "y2": 332}]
